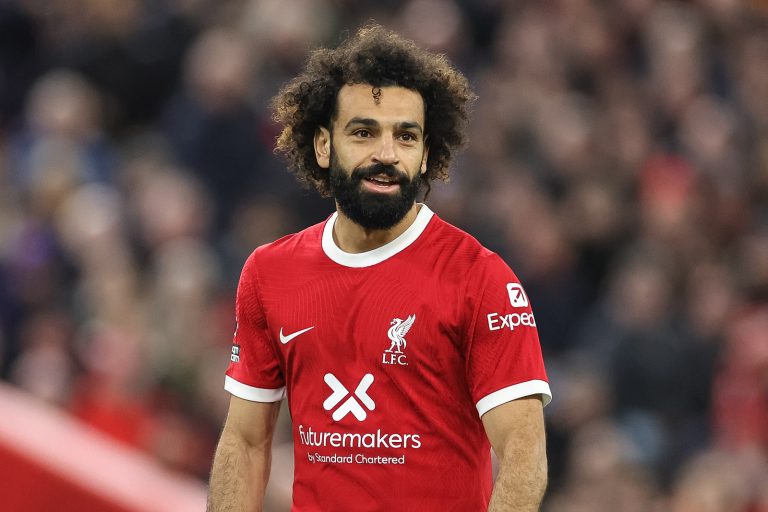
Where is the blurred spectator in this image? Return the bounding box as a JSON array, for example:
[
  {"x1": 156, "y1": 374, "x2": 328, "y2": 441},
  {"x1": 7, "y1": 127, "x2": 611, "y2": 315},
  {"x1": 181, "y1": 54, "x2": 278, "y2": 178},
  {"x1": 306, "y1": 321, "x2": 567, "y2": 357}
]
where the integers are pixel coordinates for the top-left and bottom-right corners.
[
  {"x1": 10, "y1": 311, "x2": 75, "y2": 405},
  {"x1": 713, "y1": 304, "x2": 768, "y2": 454},
  {"x1": 27, "y1": 0, "x2": 197, "y2": 128},
  {"x1": 163, "y1": 29, "x2": 274, "y2": 229},
  {"x1": 9, "y1": 70, "x2": 115, "y2": 193},
  {"x1": 0, "y1": 3, "x2": 41, "y2": 127},
  {"x1": 668, "y1": 451, "x2": 753, "y2": 512}
]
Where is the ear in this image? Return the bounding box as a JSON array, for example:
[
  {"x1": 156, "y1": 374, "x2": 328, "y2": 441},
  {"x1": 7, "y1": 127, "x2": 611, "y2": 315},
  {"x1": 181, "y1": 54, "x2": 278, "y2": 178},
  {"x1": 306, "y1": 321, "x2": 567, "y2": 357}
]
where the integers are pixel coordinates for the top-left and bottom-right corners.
[
  {"x1": 420, "y1": 139, "x2": 429, "y2": 175},
  {"x1": 314, "y1": 126, "x2": 331, "y2": 169}
]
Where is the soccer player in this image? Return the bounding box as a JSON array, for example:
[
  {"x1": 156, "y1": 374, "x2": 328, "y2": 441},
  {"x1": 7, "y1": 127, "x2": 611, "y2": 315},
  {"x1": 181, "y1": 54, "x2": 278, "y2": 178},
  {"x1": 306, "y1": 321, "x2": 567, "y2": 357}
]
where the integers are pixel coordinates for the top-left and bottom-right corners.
[{"x1": 208, "y1": 24, "x2": 552, "y2": 512}]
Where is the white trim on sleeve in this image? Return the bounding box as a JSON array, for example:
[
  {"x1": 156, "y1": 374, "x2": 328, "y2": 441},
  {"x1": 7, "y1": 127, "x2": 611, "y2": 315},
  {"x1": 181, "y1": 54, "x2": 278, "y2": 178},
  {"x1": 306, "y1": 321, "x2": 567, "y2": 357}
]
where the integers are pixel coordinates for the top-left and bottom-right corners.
[
  {"x1": 476, "y1": 380, "x2": 552, "y2": 417},
  {"x1": 225, "y1": 376, "x2": 286, "y2": 402}
]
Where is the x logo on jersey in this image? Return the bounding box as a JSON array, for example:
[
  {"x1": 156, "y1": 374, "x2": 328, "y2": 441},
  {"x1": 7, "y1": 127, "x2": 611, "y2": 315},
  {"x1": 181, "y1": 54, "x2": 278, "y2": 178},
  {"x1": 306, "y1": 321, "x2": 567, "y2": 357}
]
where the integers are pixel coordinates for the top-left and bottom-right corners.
[{"x1": 323, "y1": 373, "x2": 375, "y2": 421}]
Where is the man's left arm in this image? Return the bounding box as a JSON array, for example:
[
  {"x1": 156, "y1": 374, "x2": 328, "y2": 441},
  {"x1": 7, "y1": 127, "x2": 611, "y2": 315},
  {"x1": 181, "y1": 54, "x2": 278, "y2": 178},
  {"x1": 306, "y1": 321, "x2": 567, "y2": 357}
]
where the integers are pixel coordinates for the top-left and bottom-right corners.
[{"x1": 482, "y1": 396, "x2": 547, "y2": 512}]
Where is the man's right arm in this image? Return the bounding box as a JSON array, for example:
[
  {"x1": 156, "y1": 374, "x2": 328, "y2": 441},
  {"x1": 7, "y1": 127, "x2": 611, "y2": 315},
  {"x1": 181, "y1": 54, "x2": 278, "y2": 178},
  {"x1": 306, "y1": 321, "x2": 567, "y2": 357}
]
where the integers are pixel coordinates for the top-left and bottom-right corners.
[{"x1": 207, "y1": 396, "x2": 281, "y2": 512}]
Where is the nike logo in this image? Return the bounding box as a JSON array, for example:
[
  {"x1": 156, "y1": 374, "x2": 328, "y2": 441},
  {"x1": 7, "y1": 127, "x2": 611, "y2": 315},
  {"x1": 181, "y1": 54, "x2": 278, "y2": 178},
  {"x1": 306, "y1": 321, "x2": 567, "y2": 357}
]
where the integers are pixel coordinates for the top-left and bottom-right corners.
[{"x1": 279, "y1": 326, "x2": 315, "y2": 344}]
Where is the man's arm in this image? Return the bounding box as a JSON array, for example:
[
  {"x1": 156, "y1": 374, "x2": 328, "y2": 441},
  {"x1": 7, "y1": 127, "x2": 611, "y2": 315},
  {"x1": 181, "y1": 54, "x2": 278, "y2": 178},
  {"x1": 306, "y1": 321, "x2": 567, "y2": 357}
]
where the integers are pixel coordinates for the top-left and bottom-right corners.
[
  {"x1": 207, "y1": 396, "x2": 281, "y2": 512},
  {"x1": 482, "y1": 396, "x2": 547, "y2": 512}
]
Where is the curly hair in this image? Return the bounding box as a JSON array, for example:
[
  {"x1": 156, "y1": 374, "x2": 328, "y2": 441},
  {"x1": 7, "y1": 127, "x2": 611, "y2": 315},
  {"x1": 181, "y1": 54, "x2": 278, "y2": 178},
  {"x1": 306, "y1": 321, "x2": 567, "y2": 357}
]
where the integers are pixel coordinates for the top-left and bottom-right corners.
[{"x1": 271, "y1": 24, "x2": 476, "y2": 197}]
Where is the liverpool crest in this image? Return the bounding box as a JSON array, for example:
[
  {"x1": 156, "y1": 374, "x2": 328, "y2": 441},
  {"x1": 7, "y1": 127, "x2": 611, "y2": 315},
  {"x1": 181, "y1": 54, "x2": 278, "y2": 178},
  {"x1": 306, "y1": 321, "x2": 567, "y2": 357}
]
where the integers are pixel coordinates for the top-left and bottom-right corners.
[{"x1": 382, "y1": 314, "x2": 415, "y2": 366}]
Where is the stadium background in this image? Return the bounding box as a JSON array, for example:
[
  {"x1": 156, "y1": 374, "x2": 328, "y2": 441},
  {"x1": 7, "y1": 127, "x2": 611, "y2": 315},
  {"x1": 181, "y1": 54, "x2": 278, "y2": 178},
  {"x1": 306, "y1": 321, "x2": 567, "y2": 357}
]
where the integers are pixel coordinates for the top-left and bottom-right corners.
[{"x1": 1, "y1": 0, "x2": 767, "y2": 510}]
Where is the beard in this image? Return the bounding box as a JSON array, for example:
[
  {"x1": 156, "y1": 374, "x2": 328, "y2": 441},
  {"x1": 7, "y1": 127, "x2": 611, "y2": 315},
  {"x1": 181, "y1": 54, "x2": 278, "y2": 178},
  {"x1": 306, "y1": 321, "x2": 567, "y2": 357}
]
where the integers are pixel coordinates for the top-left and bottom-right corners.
[{"x1": 328, "y1": 150, "x2": 421, "y2": 231}]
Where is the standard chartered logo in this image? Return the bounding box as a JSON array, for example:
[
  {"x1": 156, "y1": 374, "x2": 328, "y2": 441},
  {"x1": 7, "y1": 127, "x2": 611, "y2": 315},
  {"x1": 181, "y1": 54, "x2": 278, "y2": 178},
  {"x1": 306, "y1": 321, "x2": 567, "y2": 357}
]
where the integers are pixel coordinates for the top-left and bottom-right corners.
[{"x1": 323, "y1": 373, "x2": 375, "y2": 421}]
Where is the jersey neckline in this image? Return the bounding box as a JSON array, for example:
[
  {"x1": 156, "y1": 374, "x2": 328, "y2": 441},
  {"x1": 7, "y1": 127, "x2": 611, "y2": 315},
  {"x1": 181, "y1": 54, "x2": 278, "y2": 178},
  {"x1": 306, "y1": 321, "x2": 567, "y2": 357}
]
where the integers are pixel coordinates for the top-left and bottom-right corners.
[{"x1": 321, "y1": 204, "x2": 435, "y2": 268}]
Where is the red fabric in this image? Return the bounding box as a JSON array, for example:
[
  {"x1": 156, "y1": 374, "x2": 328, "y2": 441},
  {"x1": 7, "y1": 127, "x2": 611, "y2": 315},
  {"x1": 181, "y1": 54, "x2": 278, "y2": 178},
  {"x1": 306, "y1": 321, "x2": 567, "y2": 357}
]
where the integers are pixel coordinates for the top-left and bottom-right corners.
[{"x1": 226, "y1": 211, "x2": 549, "y2": 511}]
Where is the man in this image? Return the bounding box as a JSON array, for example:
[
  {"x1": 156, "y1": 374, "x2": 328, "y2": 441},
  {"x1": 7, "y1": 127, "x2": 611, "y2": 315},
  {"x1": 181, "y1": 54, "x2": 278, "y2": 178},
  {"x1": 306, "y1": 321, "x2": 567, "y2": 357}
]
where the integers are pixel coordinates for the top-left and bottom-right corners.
[{"x1": 208, "y1": 24, "x2": 551, "y2": 511}]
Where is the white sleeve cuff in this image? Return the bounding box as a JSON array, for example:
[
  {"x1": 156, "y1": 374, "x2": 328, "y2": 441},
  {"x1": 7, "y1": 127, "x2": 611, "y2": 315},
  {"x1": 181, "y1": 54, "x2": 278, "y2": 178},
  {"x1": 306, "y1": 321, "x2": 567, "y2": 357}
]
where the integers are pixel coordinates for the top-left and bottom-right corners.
[
  {"x1": 225, "y1": 376, "x2": 286, "y2": 402},
  {"x1": 476, "y1": 380, "x2": 552, "y2": 417}
]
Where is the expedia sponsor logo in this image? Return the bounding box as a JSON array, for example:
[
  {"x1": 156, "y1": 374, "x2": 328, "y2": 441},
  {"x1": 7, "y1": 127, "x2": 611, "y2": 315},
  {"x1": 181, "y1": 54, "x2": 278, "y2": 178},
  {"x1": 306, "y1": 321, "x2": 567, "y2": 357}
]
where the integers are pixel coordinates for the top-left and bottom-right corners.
[
  {"x1": 506, "y1": 283, "x2": 529, "y2": 307},
  {"x1": 487, "y1": 312, "x2": 537, "y2": 332}
]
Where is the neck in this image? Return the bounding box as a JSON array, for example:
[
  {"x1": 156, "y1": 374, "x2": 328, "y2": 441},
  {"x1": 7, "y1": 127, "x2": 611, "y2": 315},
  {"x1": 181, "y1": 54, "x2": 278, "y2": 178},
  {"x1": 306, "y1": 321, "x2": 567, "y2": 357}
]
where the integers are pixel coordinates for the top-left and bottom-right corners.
[{"x1": 333, "y1": 203, "x2": 421, "y2": 253}]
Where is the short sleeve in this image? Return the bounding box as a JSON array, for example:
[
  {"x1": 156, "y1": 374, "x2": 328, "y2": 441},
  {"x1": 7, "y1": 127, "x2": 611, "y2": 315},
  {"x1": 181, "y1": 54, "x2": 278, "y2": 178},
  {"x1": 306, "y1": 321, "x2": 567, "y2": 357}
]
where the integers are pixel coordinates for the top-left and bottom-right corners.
[
  {"x1": 224, "y1": 252, "x2": 285, "y2": 402},
  {"x1": 465, "y1": 253, "x2": 551, "y2": 417}
]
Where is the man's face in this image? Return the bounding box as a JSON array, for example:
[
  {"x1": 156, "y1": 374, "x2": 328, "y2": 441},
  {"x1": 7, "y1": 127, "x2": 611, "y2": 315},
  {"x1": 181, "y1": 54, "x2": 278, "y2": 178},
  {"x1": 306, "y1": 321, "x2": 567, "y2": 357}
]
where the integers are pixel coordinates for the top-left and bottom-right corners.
[{"x1": 315, "y1": 84, "x2": 428, "y2": 230}]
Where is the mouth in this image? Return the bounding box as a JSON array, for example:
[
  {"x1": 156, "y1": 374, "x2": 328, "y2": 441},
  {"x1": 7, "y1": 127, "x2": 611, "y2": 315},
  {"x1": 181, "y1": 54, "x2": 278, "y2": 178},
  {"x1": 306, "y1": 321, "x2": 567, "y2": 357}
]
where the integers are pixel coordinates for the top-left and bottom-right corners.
[{"x1": 362, "y1": 174, "x2": 401, "y2": 193}]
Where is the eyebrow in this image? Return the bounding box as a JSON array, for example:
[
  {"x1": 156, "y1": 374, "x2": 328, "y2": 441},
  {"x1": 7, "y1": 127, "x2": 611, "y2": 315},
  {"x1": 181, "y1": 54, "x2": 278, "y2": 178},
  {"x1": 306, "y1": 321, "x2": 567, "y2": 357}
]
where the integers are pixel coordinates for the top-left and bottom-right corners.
[
  {"x1": 397, "y1": 121, "x2": 423, "y2": 134},
  {"x1": 344, "y1": 117, "x2": 424, "y2": 134}
]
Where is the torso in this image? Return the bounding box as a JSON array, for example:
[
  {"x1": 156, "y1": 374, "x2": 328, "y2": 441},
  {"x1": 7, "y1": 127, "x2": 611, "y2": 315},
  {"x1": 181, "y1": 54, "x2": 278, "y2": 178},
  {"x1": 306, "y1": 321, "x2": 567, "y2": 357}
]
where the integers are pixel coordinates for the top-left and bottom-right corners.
[{"x1": 226, "y1": 205, "x2": 550, "y2": 511}]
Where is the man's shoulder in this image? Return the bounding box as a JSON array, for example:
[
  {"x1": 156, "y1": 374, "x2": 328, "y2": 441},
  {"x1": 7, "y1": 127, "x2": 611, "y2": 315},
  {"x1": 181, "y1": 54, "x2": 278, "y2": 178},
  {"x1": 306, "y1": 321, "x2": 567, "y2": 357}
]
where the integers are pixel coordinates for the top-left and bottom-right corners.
[
  {"x1": 243, "y1": 218, "x2": 327, "y2": 273},
  {"x1": 428, "y1": 214, "x2": 497, "y2": 267}
]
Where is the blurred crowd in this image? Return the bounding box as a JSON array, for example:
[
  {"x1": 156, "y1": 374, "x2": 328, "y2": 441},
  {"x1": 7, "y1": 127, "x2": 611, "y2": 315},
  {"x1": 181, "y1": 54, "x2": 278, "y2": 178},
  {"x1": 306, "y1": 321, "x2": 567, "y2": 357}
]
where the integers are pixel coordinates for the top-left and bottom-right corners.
[{"x1": 1, "y1": 0, "x2": 767, "y2": 510}]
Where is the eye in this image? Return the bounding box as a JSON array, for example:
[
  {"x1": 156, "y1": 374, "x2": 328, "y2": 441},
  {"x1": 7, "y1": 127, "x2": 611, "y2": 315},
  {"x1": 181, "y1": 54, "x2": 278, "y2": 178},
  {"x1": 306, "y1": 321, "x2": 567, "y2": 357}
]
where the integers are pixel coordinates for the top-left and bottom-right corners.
[
  {"x1": 354, "y1": 129, "x2": 372, "y2": 138},
  {"x1": 399, "y1": 132, "x2": 417, "y2": 142}
]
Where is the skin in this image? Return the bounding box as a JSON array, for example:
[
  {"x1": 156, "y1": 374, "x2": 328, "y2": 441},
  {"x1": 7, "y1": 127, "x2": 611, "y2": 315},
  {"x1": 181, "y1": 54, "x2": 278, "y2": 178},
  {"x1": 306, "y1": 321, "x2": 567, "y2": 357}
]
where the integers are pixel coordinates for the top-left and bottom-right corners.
[
  {"x1": 207, "y1": 397, "x2": 280, "y2": 512},
  {"x1": 208, "y1": 83, "x2": 548, "y2": 511},
  {"x1": 313, "y1": 84, "x2": 429, "y2": 253},
  {"x1": 483, "y1": 397, "x2": 548, "y2": 511}
]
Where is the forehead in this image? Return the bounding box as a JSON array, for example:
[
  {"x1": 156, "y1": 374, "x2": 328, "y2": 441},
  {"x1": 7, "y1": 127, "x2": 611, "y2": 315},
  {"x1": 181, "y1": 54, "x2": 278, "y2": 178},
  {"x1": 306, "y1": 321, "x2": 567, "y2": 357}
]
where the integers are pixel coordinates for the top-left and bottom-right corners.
[{"x1": 333, "y1": 84, "x2": 425, "y2": 127}]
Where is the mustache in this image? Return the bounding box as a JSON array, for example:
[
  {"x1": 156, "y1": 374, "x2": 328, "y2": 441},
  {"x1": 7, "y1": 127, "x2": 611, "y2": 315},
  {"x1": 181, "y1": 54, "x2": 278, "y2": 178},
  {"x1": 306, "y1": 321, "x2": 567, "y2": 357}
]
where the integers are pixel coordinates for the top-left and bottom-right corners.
[{"x1": 351, "y1": 163, "x2": 410, "y2": 184}]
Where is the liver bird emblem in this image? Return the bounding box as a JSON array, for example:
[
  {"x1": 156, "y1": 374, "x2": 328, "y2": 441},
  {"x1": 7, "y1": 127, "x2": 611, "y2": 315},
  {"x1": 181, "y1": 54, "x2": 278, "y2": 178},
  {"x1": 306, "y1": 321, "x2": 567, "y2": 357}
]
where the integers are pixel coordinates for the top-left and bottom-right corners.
[{"x1": 386, "y1": 314, "x2": 415, "y2": 354}]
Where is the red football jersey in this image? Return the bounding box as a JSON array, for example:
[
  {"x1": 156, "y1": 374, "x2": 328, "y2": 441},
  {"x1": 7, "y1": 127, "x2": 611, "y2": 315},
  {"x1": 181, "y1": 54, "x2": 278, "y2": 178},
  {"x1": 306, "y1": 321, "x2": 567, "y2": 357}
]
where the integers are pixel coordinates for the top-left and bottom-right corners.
[{"x1": 225, "y1": 205, "x2": 551, "y2": 511}]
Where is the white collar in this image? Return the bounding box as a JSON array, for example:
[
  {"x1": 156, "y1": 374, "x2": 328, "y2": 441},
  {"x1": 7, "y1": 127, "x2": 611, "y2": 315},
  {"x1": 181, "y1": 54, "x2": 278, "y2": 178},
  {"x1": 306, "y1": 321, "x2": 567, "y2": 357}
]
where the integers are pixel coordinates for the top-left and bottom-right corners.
[{"x1": 321, "y1": 204, "x2": 434, "y2": 268}]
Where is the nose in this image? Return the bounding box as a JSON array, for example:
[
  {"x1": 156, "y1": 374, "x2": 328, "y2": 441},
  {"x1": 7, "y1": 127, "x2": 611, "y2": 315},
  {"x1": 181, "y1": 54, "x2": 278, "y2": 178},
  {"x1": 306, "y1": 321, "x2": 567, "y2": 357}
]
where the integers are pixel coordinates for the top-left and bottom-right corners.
[{"x1": 373, "y1": 135, "x2": 399, "y2": 166}]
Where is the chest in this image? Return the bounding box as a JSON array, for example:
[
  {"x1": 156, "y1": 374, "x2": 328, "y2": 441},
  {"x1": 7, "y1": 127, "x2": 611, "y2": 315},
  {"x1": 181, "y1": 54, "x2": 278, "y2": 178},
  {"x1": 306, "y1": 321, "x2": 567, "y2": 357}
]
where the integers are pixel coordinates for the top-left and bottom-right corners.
[{"x1": 259, "y1": 266, "x2": 467, "y2": 379}]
